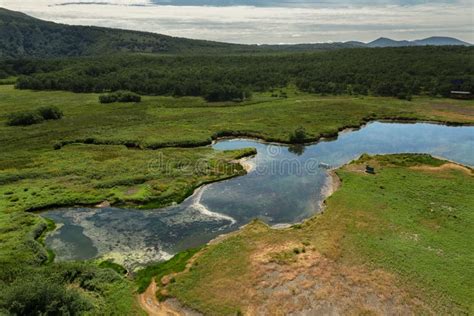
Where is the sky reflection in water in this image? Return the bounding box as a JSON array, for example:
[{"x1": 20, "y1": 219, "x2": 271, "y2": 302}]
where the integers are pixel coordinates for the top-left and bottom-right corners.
[{"x1": 42, "y1": 122, "x2": 474, "y2": 268}]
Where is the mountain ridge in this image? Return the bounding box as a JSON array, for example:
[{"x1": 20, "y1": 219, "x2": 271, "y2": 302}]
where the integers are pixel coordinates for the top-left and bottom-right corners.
[{"x1": 367, "y1": 36, "x2": 470, "y2": 47}]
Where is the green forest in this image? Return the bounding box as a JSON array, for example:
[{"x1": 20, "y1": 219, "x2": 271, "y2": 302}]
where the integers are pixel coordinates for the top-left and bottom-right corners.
[{"x1": 2, "y1": 46, "x2": 472, "y2": 101}]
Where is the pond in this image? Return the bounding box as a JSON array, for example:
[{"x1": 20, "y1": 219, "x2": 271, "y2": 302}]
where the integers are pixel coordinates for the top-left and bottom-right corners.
[{"x1": 42, "y1": 122, "x2": 474, "y2": 269}]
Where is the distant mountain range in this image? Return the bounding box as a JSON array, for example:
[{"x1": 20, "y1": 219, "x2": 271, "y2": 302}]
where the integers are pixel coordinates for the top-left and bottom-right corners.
[
  {"x1": 0, "y1": 7, "x2": 471, "y2": 58},
  {"x1": 365, "y1": 37, "x2": 471, "y2": 48}
]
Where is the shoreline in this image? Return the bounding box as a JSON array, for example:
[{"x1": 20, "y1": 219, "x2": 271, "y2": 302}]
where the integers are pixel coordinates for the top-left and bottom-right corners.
[
  {"x1": 31, "y1": 119, "x2": 474, "y2": 214},
  {"x1": 29, "y1": 150, "x2": 257, "y2": 214},
  {"x1": 55, "y1": 118, "x2": 474, "y2": 151},
  {"x1": 29, "y1": 121, "x2": 473, "y2": 280},
  {"x1": 141, "y1": 167, "x2": 345, "y2": 316}
]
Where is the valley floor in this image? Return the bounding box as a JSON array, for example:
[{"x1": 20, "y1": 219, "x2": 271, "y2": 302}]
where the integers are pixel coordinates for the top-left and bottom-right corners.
[{"x1": 0, "y1": 85, "x2": 473, "y2": 314}]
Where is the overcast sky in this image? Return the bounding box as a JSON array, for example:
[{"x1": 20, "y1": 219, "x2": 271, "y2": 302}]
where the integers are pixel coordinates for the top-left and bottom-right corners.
[{"x1": 1, "y1": 0, "x2": 472, "y2": 44}]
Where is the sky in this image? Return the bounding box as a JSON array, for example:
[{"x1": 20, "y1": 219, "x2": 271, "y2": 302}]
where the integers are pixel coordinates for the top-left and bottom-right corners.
[{"x1": 0, "y1": 0, "x2": 472, "y2": 44}]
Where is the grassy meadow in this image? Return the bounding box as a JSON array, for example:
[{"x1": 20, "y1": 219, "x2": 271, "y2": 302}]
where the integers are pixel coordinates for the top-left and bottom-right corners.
[
  {"x1": 0, "y1": 83, "x2": 473, "y2": 314},
  {"x1": 166, "y1": 155, "x2": 474, "y2": 315}
]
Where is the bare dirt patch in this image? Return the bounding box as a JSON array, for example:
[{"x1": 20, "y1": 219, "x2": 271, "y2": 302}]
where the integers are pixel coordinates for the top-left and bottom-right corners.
[
  {"x1": 247, "y1": 245, "x2": 430, "y2": 315},
  {"x1": 138, "y1": 279, "x2": 201, "y2": 316}
]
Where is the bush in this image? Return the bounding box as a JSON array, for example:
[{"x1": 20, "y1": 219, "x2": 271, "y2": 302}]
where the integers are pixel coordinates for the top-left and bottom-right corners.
[
  {"x1": 7, "y1": 112, "x2": 44, "y2": 126},
  {"x1": 99, "y1": 94, "x2": 117, "y2": 104},
  {"x1": 99, "y1": 91, "x2": 141, "y2": 104},
  {"x1": 117, "y1": 91, "x2": 141, "y2": 103},
  {"x1": 6, "y1": 106, "x2": 63, "y2": 126},
  {"x1": 397, "y1": 92, "x2": 412, "y2": 101},
  {"x1": 99, "y1": 260, "x2": 127, "y2": 275},
  {"x1": 0, "y1": 275, "x2": 92, "y2": 315},
  {"x1": 289, "y1": 127, "x2": 308, "y2": 143},
  {"x1": 203, "y1": 84, "x2": 249, "y2": 102},
  {"x1": 37, "y1": 106, "x2": 63, "y2": 120}
]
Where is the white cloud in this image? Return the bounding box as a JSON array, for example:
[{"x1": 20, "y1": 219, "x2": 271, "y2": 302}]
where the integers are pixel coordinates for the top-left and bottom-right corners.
[{"x1": 1, "y1": 0, "x2": 472, "y2": 43}]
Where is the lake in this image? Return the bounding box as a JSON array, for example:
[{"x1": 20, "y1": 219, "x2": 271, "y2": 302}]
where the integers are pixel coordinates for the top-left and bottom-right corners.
[{"x1": 42, "y1": 122, "x2": 474, "y2": 269}]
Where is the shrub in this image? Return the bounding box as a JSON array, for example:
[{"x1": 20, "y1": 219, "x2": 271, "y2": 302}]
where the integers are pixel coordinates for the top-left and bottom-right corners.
[
  {"x1": 0, "y1": 275, "x2": 93, "y2": 315},
  {"x1": 397, "y1": 92, "x2": 412, "y2": 101},
  {"x1": 98, "y1": 260, "x2": 127, "y2": 275},
  {"x1": 7, "y1": 112, "x2": 44, "y2": 126},
  {"x1": 37, "y1": 106, "x2": 63, "y2": 120},
  {"x1": 203, "y1": 84, "x2": 249, "y2": 102},
  {"x1": 117, "y1": 91, "x2": 141, "y2": 103},
  {"x1": 6, "y1": 106, "x2": 63, "y2": 126},
  {"x1": 99, "y1": 91, "x2": 141, "y2": 104},
  {"x1": 289, "y1": 127, "x2": 308, "y2": 143},
  {"x1": 99, "y1": 94, "x2": 117, "y2": 104}
]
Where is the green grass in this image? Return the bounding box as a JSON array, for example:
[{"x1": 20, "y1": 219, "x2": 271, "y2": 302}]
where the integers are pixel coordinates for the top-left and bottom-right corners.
[
  {"x1": 1, "y1": 86, "x2": 473, "y2": 154},
  {"x1": 135, "y1": 247, "x2": 202, "y2": 293},
  {"x1": 0, "y1": 144, "x2": 255, "y2": 212},
  {"x1": 168, "y1": 233, "x2": 255, "y2": 315},
  {"x1": 328, "y1": 154, "x2": 474, "y2": 312},
  {"x1": 99, "y1": 260, "x2": 128, "y2": 275},
  {"x1": 36, "y1": 217, "x2": 56, "y2": 263},
  {"x1": 165, "y1": 155, "x2": 474, "y2": 314},
  {"x1": 0, "y1": 77, "x2": 16, "y2": 85}
]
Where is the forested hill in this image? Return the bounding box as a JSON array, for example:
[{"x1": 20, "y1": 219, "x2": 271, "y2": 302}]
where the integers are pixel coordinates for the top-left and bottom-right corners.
[
  {"x1": 0, "y1": 8, "x2": 361, "y2": 58},
  {"x1": 0, "y1": 8, "x2": 247, "y2": 58},
  {"x1": 1, "y1": 8, "x2": 471, "y2": 58}
]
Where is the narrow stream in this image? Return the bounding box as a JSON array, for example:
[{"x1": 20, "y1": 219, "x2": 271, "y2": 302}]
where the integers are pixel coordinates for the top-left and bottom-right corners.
[{"x1": 42, "y1": 122, "x2": 474, "y2": 269}]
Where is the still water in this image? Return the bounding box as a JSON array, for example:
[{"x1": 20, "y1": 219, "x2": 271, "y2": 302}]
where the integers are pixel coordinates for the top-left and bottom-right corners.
[{"x1": 42, "y1": 122, "x2": 474, "y2": 269}]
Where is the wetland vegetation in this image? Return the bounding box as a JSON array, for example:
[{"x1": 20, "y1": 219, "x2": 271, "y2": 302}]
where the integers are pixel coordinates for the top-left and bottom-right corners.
[
  {"x1": 0, "y1": 10, "x2": 473, "y2": 313},
  {"x1": 1, "y1": 79, "x2": 472, "y2": 314}
]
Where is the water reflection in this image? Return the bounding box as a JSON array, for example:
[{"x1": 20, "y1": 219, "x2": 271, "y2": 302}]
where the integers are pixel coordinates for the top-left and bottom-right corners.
[{"x1": 42, "y1": 122, "x2": 474, "y2": 268}]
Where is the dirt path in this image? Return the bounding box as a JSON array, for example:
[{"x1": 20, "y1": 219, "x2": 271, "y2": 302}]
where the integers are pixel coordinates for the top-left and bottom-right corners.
[
  {"x1": 137, "y1": 253, "x2": 204, "y2": 316},
  {"x1": 138, "y1": 279, "x2": 182, "y2": 316}
]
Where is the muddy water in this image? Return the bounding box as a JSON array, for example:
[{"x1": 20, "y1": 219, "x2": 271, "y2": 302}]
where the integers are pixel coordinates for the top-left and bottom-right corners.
[{"x1": 42, "y1": 122, "x2": 474, "y2": 268}]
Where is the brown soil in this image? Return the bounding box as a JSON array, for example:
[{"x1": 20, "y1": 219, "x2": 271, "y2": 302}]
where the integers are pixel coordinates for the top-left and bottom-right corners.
[
  {"x1": 247, "y1": 244, "x2": 431, "y2": 315},
  {"x1": 138, "y1": 279, "x2": 200, "y2": 316},
  {"x1": 138, "y1": 279, "x2": 170, "y2": 316},
  {"x1": 138, "y1": 251, "x2": 205, "y2": 316}
]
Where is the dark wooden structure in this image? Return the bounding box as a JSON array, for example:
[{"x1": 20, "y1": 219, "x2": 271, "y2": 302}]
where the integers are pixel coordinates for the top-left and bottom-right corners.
[{"x1": 366, "y1": 165, "x2": 375, "y2": 174}]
